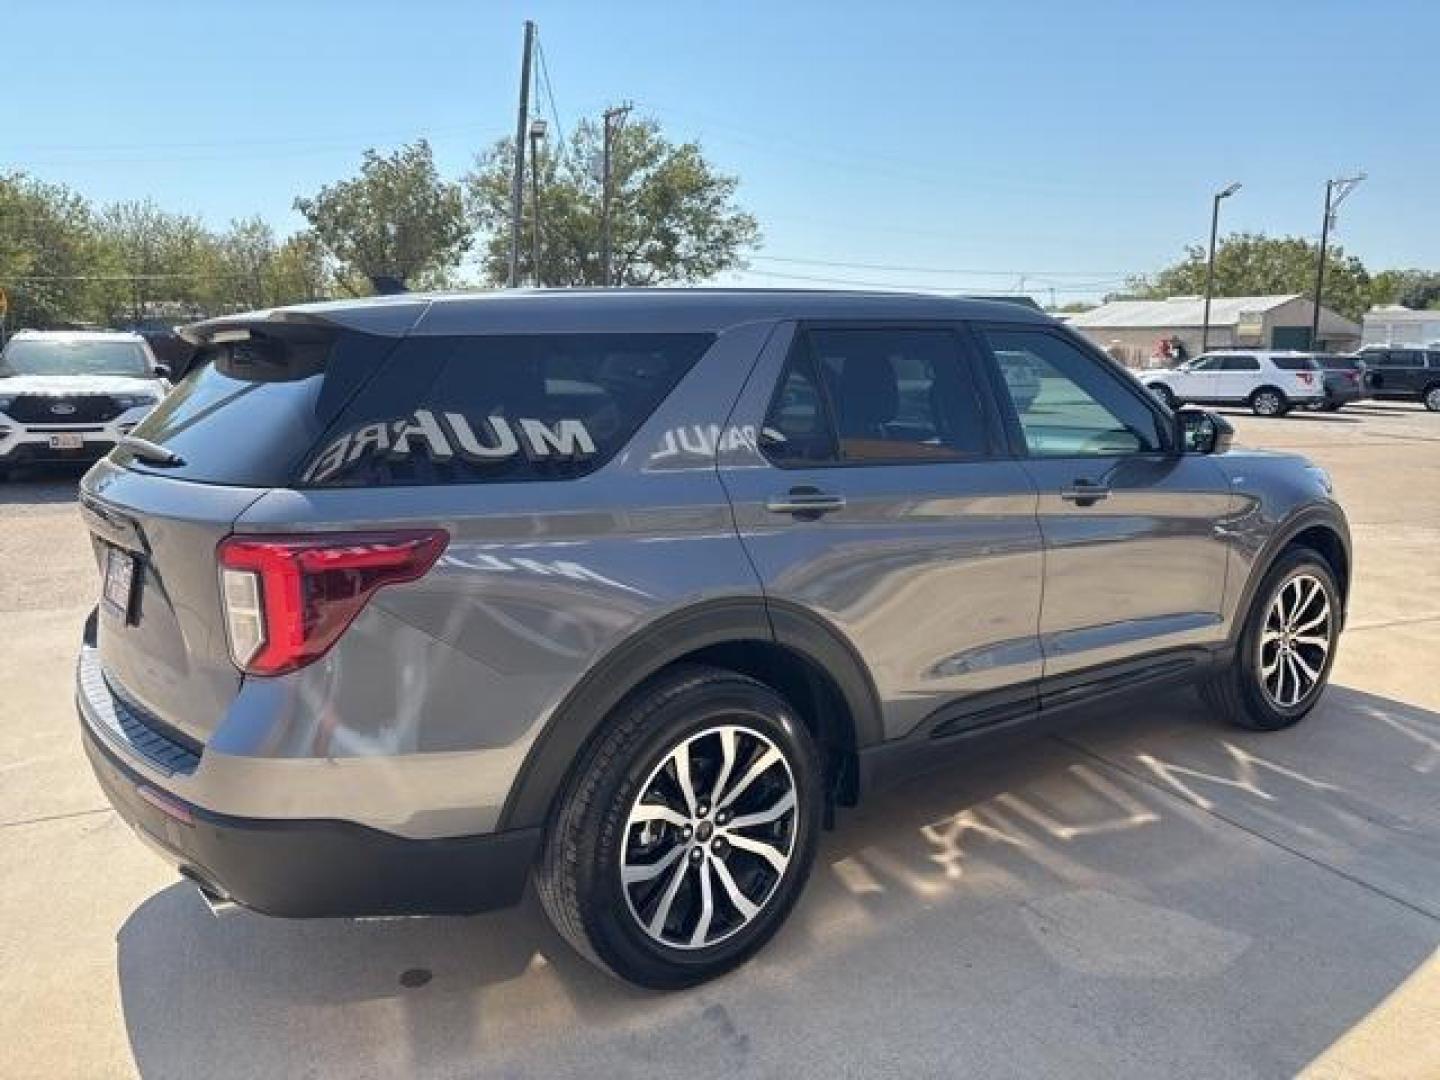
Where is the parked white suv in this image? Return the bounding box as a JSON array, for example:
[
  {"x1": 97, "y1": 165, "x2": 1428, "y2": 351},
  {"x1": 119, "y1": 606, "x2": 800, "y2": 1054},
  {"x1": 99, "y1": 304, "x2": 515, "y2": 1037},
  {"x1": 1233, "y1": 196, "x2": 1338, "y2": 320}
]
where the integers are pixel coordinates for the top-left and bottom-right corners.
[
  {"x1": 0, "y1": 330, "x2": 170, "y2": 475},
  {"x1": 1142, "y1": 351, "x2": 1325, "y2": 416}
]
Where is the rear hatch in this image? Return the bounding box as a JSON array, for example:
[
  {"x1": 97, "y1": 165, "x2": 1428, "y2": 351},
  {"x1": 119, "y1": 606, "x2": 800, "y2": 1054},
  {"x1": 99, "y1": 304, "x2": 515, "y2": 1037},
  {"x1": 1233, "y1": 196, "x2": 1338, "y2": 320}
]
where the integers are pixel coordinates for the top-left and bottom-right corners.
[{"x1": 81, "y1": 313, "x2": 410, "y2": 745}]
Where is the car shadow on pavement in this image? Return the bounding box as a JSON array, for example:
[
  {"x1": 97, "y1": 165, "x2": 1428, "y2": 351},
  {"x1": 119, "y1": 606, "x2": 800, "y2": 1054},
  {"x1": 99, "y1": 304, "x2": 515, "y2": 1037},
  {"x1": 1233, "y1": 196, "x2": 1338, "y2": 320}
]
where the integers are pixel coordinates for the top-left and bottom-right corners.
[
  {"x1": 0, "y1": 464, "x2": 87, "y2": 503},
  {"x1": 114, "y1": 685, "x2": 1440, "y2": 1078}
]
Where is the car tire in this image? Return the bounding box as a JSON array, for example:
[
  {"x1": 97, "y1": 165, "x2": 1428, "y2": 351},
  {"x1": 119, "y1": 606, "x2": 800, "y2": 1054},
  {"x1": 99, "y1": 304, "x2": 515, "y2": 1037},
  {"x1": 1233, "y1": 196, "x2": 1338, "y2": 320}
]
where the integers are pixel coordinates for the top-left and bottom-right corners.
[
  {"x1": 1200, "y1": 547, "x2": 1341, "y2": 731},
  {"x1": 535, "y1": 663, "x2": 823, "y2": 989},
  {"x1": 1250, "y1": 387, "x2": 1288, "y2": 417},
  {"x1": 1147, "y1": 383, "x2": 1176, "y2": 409},
  {"x1": 1424, "y1": 385, "x2": 1440, "y2": 412}
]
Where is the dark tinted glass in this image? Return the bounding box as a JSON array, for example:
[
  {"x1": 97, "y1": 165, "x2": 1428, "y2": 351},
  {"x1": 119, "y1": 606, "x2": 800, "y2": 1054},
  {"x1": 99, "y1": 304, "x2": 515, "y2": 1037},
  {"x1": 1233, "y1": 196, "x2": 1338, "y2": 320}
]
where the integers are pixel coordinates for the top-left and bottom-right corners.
[
  {"x1": 1273, "y1": 356, "x2": 1320, "y2": 371},
  {"x1": 760, "y1": 339, "x2": 837, "y2": 464},
  {"x1": 808, "y1": 328, "x2": 988, "y2": 463},
  {"x1": 118, "y1": 330, "x2": 395, "y2": 486},
  {"x1": 1316, "y1": 355, "x2": 1360, "y2": 370},
  {"x1": 1220, "y1": 355, "x2": 1259, "y2": 370},
  {"x1": 985, "y1": 329, "x2": 1163, "y2": 456},
  {"x1": 304, "y1": 333, "x2": 712, "y2": 486}
]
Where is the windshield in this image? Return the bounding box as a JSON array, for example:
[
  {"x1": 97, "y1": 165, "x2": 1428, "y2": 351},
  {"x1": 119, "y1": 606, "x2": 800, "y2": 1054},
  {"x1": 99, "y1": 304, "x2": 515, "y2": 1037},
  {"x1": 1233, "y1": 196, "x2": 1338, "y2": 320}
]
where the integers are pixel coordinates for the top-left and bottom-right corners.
[{"x1": 0, "y1": 339, "x2": 150, "y2": 378}]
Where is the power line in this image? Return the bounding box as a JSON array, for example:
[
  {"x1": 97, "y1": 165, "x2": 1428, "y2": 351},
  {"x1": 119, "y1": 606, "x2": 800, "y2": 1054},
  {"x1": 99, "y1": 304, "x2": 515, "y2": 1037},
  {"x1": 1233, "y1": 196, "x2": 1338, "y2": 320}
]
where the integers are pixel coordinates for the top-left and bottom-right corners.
[
  {"x1": 534, "y1": 37, "x2": 566, "y2": 154},
  {"x1": 735, "y1": 267, "x2": 1114, "y2": 293},
  {"x1": 749, "y1": 254, "x2": 1132, "y2": 278}
]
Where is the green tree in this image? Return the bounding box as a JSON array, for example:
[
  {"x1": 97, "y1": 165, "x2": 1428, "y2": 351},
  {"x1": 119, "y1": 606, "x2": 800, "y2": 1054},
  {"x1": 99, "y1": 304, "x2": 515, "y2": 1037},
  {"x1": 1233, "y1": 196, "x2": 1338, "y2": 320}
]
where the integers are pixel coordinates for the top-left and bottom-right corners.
[
  {"x1": 294, "y1": 140, "x2": 469, "y2": 293},
  {"x1": 91, "y1": 199, "x2": 221, "y2": 323},
  {"x1": 0, "y1": 172, "x2": 98, "y2": 329},
  {"x1": 1124, "y1": 232, "x2": 1373, "y2": 321},
  {"x1": 466, "y1": 116, "x2": 760, "y2": 286},
  {"x1": 1369, "y1": 268, "x2": 1440, "y2": 311}
]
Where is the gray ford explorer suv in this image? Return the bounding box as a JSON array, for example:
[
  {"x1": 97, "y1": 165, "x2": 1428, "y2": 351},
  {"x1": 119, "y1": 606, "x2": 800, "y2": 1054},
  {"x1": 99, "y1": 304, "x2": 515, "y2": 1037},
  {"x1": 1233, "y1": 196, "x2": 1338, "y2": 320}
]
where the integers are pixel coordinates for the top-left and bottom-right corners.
[{"x1": 76, "y1": 289, "x2": 1350, "y2": 988}]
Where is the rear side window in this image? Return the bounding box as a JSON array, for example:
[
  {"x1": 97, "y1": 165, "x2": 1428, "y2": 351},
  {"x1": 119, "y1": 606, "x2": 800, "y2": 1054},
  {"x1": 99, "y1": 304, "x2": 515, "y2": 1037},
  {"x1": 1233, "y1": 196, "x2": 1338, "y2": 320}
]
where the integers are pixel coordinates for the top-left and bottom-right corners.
[
  {"x1": 119, "y1": 330, "x2": 396, "y2": 486},
  {"x1": 303, "y1": 333, "x2": 713, "y2": 486},
  {"x1": 1272, "y1": 356, "x2": 1319, "y2": 371},
  {"x1": 760, "y1": 327, "x2": 989, "y2": 466}
]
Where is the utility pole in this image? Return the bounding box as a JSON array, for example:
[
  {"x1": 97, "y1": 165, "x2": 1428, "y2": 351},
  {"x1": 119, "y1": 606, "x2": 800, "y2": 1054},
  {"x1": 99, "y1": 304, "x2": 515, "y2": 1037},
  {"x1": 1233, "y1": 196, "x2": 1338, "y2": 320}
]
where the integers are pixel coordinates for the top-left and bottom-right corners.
[
  {"x1": 1202, "y1": 182, "x2": 1242, "y2": 353},
  {"x1": 529, "y1": 119, "x2": 548, "y2": 286},
  {"x1": 1310, "y1": 173, "x2": 1364, "y2": 350},
  {"x1": 600, "y1": 103, "x2": 632, "y2": 287},
  {"x1": 507, "y1": 20, "x2": 536, "y2": 288}
]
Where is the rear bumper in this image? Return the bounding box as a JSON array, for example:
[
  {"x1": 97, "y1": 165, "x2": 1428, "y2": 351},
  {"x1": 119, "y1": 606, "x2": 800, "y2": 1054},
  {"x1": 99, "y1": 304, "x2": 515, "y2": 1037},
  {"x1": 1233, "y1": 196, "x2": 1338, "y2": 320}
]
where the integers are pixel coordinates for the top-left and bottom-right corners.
[
  {"x1": 1321, "y1": 384, "x2": 1364, "y2": 405},
  {"x1": 81, "y1": 720, "x2": 539, "y2": 917}
]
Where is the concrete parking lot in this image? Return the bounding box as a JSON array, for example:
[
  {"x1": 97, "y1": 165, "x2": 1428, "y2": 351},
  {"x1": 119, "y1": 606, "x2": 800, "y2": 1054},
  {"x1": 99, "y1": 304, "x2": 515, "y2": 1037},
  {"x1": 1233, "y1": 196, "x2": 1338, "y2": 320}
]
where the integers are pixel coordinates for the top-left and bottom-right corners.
[{"x1": 2, "y1": 402, "x2": 1437, "y2": 1079}]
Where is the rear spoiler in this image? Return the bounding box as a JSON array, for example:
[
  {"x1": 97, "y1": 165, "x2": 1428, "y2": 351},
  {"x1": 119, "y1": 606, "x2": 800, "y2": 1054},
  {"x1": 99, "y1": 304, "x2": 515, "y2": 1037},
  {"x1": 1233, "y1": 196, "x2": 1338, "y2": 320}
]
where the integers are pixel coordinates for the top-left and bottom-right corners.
[{"x1": 178, "y1": 297, "x2": 433, "y2": 346}]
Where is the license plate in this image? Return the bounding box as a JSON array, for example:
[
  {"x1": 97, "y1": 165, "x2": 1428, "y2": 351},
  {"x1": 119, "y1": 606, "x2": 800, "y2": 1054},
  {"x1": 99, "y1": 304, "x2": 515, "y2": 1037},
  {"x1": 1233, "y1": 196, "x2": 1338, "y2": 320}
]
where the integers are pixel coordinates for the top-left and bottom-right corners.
[
  {"x1": 49, "y1": 433, "x2": 84, "y2": 450},
  {"x1": 103, "y1": 546, "x2": 138, "y2": 622}
]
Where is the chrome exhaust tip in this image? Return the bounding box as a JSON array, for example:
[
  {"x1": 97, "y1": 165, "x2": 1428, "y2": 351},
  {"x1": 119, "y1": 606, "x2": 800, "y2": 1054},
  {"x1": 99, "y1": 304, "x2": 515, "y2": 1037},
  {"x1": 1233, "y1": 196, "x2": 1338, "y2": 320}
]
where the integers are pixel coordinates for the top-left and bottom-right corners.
[
  {"x1": 180, "y1": 869, "x2": 238, "y2": 917},
  {"x1": 197, "y1": 885, "x2": 238, "y2": 917}
]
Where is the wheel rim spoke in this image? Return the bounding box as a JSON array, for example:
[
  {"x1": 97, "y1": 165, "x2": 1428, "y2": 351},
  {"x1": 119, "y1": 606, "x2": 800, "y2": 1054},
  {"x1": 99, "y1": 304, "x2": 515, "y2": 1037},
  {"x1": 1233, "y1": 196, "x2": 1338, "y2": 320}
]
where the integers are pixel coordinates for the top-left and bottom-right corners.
[
  {"x1": 724, "y1": 831, "x2": 790, "y2": 873},
  {"x1": 688, "y1": 857, "x2": 716, "y2": 947},
  {"x1": 725, "y1": 789, "x2": 796, "y2": 831},
  {"x1": 710, "y1": 853, "x2": 760, "y2": 921},
  {"x1": 717, "y1": 747, "x2": 782, "y2": 811},
  {"x1": 628, "y1": 803, "x2": 690, "y2": 829},
  {"x1": 670, "y1": 741, "x2": 700, "y2": 816},
  {"x1": 710, "y1": 727, "x2": 738, "y2": 807},
  {"x1": 623, "y1": 840, "x2": 684, "y2": 886},
  {"x1": 647, "y1": 857, "x2": 690, "y2": 938}
]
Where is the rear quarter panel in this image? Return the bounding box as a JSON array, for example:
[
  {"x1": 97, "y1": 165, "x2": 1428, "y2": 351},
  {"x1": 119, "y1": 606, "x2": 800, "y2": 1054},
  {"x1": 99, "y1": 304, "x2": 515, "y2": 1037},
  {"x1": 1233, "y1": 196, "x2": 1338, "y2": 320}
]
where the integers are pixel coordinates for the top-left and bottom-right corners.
[{"x1": 226, "y1": 320, "x2": 779, "y2": 834}]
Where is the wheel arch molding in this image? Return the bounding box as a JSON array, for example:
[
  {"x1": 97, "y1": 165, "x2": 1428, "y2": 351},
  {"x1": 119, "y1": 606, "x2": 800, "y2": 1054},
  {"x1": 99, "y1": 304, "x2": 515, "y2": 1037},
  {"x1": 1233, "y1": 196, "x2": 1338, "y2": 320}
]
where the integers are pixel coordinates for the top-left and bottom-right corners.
[
  {"x1": 1231, "y1": 505, "x2": 1351, "y2": 646},
  {"x1": 497, "y1": 597, "x2": 885, "y2": 831}
]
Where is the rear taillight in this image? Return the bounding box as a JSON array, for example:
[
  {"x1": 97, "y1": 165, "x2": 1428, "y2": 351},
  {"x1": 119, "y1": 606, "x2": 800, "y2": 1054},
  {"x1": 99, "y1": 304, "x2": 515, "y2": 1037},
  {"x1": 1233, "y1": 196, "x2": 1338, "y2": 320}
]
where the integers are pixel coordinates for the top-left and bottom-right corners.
[{"x1": 217, "y1": 530, "x2": 448, "y2": 675}]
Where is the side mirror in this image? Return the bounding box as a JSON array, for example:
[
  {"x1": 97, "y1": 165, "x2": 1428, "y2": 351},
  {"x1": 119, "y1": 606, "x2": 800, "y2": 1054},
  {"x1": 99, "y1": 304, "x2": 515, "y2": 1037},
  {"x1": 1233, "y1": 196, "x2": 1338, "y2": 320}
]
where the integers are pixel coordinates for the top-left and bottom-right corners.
[
  {"x1": 1175, "y1": 407, "x2": 1233, "y2": 455},
  {"x1": 152, "y1": 363, "x2": 171, "y2": 380}
]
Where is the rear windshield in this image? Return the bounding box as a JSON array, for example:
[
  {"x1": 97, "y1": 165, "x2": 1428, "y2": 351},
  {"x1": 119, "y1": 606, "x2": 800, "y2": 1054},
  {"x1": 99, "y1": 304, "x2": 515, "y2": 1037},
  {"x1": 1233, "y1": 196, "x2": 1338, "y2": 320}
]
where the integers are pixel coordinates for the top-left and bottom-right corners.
[
  {"x1": 0, "y1": 338, "x2": 149, "y2": 377},
  {"x1": 116, "y1": 330, "x2": 396, "y2": 486},
  {"x1": 1272, "y1": 356, "x2": 1320, "y2": 371},
  {"x1": 1316, "y1": 355, "x2": 1361, "y2": 370},
  {"x1": 301, "y1": 333, "x2": 713, "y2": 487}
]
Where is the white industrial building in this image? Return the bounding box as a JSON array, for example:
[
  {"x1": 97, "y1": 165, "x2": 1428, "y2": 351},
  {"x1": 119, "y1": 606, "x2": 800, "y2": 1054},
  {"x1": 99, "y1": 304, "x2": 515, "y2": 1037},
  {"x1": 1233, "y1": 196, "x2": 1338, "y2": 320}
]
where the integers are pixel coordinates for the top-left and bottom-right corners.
[
  {"x1": 1069, "y1": 294, "x2": 1360, "y2": 367},
  {"x1": 1362, "y1": 305, "x2": 1440, "y2": 347}
]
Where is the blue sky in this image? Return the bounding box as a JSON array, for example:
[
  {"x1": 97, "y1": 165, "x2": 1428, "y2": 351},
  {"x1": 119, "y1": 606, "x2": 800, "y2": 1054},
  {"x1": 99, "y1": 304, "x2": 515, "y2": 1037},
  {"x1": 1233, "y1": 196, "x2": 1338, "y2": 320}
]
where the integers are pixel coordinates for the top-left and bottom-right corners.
[{"x1": 7, "y1": 0, "x2": 1437, "y2": 300}]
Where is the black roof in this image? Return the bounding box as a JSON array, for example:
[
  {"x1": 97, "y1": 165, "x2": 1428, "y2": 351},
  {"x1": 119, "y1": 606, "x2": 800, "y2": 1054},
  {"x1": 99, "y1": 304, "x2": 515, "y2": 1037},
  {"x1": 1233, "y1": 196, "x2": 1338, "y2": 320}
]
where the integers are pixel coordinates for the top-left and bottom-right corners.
[{"x1": 183, "y1": 288, "x2": 1056, "y2": 342}]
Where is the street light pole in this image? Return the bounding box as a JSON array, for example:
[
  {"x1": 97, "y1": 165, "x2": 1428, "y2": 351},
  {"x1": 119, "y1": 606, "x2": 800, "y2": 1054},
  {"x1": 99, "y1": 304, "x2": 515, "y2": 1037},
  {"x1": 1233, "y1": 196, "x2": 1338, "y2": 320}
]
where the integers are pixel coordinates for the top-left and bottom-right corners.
[
  {"x1": 507, "y1": 20, "x2": 536, "y2": 288},
  {"x1": 529, "y1": 119, "x2": 548, "y2": 287},
  {"x1": 600, "y1": 103, "x2": 631, "y2": 287},
  {"x1": 1310, "y1": 173, "x2": 1365, "y2": 350},
  {"x1": 1201, "y1": 181, "x2": 1241, "y2": 353}
]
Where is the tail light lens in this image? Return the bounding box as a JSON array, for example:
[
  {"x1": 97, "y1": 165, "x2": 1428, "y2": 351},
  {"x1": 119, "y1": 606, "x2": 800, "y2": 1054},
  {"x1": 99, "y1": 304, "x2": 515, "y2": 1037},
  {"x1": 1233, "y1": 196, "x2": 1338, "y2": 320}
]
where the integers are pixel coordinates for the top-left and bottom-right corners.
[{"x1": 217, "y1": 530, "x2": 448, "y2": 675}]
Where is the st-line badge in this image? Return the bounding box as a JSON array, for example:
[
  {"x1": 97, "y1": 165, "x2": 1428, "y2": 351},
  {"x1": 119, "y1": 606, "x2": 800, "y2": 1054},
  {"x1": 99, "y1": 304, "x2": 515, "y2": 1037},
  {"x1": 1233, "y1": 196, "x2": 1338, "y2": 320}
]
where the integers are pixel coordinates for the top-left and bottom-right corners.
[{"x1": 302, "y1": 409, "x2": 598, "y2": 483}]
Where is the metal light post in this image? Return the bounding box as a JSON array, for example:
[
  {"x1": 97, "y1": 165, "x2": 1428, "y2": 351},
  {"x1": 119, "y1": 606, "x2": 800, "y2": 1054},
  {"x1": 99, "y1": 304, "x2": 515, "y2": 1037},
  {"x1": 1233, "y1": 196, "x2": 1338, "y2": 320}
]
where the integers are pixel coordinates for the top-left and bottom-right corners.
[
  {"x1": 1311, "y1": 173, "x2": 1365, "y2": 350},
  {"x1": 528, "y1": 118, "x2": 548, "y2": 287},
  {"x1": 1201, "y1": 182, "x2": 1242, "y2": 353}
]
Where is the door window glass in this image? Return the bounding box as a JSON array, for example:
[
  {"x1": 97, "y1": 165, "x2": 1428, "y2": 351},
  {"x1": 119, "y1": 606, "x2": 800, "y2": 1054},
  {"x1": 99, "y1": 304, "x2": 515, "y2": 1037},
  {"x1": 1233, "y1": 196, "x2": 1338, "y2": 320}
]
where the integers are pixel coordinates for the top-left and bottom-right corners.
[
  {"x1": 760, "y1": 340, "x2": 837, "y2": 464},
  {"x1": 809, "y1": 328, "x2": 988, "y2": 463},
  {"x1": 984, "y1": 329, "x2": 1164, "y2": 457},
  {"x1": 1219, "y1": 355, "x2": 1259, "y2": 371}
]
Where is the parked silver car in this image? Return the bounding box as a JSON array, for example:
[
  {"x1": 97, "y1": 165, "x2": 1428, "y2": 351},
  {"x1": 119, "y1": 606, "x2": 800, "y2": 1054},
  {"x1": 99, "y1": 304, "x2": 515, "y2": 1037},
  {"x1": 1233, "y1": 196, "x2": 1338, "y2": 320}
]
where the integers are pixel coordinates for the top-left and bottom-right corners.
[{"x1": 77, "y1": 290, "x2": 1350, "y2": 987}]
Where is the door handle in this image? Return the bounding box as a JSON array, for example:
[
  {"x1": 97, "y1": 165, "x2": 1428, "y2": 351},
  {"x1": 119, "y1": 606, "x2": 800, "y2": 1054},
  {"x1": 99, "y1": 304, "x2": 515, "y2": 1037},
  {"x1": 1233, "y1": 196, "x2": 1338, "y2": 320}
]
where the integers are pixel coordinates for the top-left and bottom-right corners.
[
  {"x1": 1060, "y1": 480, "x2": 1110, "y2": 506},
  {"x1": 766, "y1": 488, "x2": 847, "y2": 517}
]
